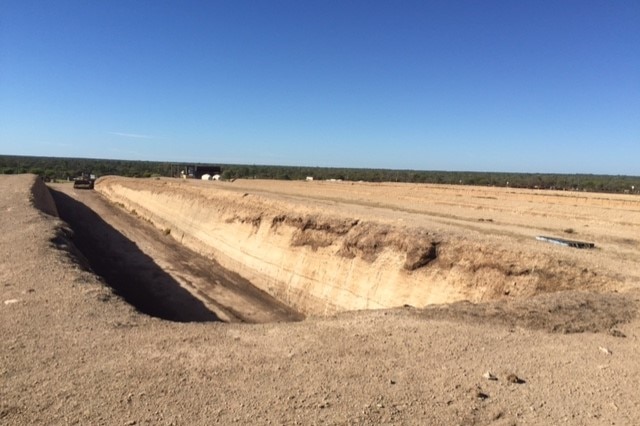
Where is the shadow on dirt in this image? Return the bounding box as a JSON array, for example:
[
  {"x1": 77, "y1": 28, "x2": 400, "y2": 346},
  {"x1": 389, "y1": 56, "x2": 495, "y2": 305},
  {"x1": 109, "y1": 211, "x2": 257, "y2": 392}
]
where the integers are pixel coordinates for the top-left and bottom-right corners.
[{"x1": 49, "y1": 188, "x2": 220, "y2": 323}]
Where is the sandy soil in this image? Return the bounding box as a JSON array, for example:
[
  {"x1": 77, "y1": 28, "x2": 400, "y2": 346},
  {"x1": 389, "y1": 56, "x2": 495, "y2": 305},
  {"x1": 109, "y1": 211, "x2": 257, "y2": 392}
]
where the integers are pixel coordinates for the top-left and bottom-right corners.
[{"x1": 2, "y1": 174, "x2": 640, "y2": 425}]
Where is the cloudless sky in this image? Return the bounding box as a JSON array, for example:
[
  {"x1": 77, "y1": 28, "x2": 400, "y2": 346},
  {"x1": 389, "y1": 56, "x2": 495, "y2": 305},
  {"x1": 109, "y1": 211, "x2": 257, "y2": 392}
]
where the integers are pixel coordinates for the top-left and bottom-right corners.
[{"x1": 1, "y1": 1, "x2": 638, "y2": 174}]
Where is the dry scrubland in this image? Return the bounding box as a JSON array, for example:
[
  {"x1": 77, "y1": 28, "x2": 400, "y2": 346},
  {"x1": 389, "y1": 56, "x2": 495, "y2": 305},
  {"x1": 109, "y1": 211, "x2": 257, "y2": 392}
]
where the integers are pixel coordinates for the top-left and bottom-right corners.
[{"x1": 2, "y1": 174, "x2": 640, "y2": 425}]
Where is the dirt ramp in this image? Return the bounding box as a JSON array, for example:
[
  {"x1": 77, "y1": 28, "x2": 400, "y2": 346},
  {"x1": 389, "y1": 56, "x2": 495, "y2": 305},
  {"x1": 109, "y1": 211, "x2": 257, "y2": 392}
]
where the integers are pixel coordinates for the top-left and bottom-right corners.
[{"x1": 96, "y1": 177, "x2": 622, "y2": 315}]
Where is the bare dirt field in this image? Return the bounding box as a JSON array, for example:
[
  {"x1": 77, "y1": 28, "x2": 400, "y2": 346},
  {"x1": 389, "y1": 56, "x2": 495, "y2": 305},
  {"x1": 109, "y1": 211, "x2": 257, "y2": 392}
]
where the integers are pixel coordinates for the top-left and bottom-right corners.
[{"x1": 2, "y1": 174, "x2": 640, "y2": 425}]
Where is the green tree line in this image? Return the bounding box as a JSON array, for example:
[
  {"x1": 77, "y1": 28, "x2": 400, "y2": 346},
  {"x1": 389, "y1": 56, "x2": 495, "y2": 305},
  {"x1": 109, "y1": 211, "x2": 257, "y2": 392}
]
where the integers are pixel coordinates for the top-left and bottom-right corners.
[{"x1": 1, "y1": 155, "x2": 638, "y2": 194}]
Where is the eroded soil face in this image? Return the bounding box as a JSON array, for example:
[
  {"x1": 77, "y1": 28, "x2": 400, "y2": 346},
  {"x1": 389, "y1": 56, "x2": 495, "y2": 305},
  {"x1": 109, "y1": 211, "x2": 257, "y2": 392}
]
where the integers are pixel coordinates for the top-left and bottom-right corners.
[{"x1": 201, "y1": 178, "x2": 640, "y2": 281}]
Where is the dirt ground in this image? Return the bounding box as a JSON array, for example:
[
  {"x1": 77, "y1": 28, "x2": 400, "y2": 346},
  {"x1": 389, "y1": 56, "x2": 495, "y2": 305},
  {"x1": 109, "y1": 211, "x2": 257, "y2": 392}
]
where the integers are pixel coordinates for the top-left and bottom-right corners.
[{"x1": 2, "y1": 174, "x2": 640, "y2": 425}]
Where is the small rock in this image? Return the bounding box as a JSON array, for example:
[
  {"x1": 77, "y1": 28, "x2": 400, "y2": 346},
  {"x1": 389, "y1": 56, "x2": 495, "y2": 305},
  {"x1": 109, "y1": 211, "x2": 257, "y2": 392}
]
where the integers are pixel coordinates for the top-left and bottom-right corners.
[
  {"x1": 3, "y1": 299, "x2": 19, "y2": 305},
  {"x1": 599, "y1": 346, "x2": 613, "y2": 355},
  {"x1": 609, "y1": 329, "x2": 626, "y2": 338},
  {"x1": 482, "y1": 372, "x2": 498, "y2": 381},
  {"x1": 506, "y1": 373, "x2": 525, "y2": 384},
  {"x1": 471, "y1": 385, "x2": 490, "y2": 400},
  {"x1": 125, "y1": 421, "x2": 137, "y2": 426},
  {"x1": 389, "y1": 379, "x2": 396, "y2": 385},
  {"x1": 476, "y1": 391, "x2": 489, "y2": 400}
]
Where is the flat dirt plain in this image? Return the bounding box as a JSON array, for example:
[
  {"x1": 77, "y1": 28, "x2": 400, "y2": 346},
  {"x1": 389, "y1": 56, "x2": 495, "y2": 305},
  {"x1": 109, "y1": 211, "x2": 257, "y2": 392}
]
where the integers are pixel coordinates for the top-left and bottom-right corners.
[{"x1": 2, "y1": 174, "x2": 640, "y2": 425}]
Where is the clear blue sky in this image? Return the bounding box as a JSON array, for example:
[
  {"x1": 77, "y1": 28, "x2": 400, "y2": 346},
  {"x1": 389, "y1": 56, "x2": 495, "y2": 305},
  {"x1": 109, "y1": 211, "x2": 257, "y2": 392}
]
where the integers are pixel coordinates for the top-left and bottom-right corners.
[{"x1": 1, "y1": 1, "x2": 638, "y2": 174}]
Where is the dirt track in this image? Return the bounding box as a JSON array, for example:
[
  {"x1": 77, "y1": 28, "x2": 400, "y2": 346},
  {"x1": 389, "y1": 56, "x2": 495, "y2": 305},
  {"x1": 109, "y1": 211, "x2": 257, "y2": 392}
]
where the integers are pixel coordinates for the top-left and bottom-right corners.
[{"x1": 2, "y1": 175, "x2": 640, "y2": 425}]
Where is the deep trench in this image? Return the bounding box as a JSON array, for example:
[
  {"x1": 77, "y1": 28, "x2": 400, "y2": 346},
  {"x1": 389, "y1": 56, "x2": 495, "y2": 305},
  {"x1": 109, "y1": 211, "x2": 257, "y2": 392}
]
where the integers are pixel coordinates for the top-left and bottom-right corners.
[{"x1": 50, "y1": 188, "x2": 222, "y2": 322}]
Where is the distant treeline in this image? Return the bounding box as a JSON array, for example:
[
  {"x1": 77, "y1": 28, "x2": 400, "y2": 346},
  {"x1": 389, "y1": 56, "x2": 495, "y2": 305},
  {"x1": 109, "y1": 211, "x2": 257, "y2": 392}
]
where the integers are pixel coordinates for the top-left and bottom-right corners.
[
  {"x1": 0, "y1": 155, "x2": 175, "y2": 180},
  {"x1": 1, "y1": 155, "x2": 638, "y2": 194}
]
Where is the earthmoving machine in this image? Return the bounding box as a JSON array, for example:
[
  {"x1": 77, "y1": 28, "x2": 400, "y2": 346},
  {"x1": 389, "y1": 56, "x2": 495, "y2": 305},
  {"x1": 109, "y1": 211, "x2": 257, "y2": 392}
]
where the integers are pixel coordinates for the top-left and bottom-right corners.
[{"x1": 73, "y1": 173, "x2": 96, "y2": 189}]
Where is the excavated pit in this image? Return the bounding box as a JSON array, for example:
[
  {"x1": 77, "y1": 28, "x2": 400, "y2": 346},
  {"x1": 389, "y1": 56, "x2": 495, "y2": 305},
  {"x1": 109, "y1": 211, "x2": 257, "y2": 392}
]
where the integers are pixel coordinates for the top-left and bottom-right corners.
[
  {"x1": 12, "y1": 174, "x2": 636, "y2": 335},
  {"x1": 0, "y1": 173, "x2": 632, "y2": 344},
  {"x1": 48, "y1": 186, "x2": 303, "y2": 323},
  {"x1": 90, "y1": 177, "x2": 625, "y2": 318}
]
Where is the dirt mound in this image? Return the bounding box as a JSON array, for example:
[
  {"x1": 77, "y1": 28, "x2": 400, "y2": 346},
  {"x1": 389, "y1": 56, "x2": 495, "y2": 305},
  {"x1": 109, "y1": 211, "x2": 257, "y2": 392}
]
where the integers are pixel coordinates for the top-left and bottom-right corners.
[{"x1": 416, "y1": 289, "x2": 638, "y2": 334}]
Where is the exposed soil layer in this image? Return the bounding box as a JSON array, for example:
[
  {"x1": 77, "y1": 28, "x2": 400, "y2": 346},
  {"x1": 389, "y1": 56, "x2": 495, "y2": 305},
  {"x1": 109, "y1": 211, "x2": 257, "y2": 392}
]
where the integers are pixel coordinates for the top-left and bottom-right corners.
[{"x1": 3, "y1": 175, "x2": 640, "y2": 425}]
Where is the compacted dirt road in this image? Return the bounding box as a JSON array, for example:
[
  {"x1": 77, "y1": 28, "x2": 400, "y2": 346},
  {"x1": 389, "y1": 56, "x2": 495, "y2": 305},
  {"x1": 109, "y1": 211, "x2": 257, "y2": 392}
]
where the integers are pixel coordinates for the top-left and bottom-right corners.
[{"x1": 2, "y1": 175, "x2": 640, "y2": 425}]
